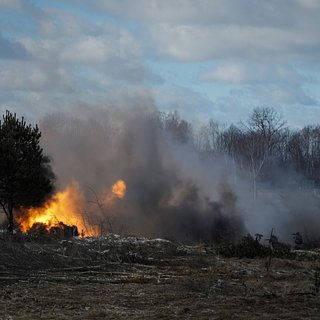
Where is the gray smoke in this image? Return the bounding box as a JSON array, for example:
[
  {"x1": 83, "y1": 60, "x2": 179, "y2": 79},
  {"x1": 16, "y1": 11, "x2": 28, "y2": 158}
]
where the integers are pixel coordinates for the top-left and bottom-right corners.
[
  {"x1": 39, "y1": 105, "x2": 320, "y2": 244},
  {"x1": 244, "y1": 186, "x2": 320, "y2": 244},
  {"x1": 39, "y1": 105, "x2": 245, "y2": 242}
]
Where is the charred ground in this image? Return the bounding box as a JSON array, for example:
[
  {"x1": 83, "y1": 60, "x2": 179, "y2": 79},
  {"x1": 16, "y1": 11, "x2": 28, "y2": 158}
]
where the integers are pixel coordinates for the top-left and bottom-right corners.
[{"x1": 1, "y1": 234, "x2": 320, "y2": 319}]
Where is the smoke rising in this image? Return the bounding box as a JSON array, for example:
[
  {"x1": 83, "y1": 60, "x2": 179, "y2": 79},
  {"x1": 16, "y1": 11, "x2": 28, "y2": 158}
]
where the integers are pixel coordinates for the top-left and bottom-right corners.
[
  {"x1": 39, "y1": 105, "x2": 320, "y2": 243},
  {"x1": 39, "y1": 106, "x2": 245, "y2": 242}
]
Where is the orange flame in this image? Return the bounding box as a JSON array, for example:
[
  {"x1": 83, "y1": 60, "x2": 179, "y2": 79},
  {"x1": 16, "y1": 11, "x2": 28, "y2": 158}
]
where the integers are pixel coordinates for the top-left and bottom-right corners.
[
  {"x1": 17, "y1": 179, "x2": 127, "y2": 237},
  {"x1": 111, "y1": 179, "x2": 126, "y2": 199},
  {"x1": 17, "y1": 181, "x2": 92, "y2": 235},
  {"x1": 104, "y1": 179, "x2": 127, "y2": 204}
]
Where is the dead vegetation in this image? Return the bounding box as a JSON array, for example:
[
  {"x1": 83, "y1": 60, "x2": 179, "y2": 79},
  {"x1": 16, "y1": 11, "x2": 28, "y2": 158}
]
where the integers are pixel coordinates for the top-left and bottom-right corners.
[{"x1": 0, "y1": 234, "x2": 320, "y2": 319}]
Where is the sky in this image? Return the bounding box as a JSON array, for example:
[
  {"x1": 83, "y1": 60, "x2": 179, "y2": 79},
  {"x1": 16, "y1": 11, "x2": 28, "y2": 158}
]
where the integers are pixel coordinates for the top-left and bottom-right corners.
[{"x1": 0, "y1": 0, "x2": 320, "y2": 127}]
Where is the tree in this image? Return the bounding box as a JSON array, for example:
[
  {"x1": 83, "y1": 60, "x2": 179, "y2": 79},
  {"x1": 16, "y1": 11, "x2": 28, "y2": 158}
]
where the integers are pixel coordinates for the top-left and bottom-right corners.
[
  {"x1": 0, "y1": 111, "x2": 55, "y2": 233},
  {"x1": 288, "y1": 125, "x2": 320, "y2": 185},
  {"x1": 163, "y1": 111, "x2": 192, "y2": 143},
  {"x1": 195, "y1": 119, "x2": 224, "y2": 156},
  {"x1": 240, "y1": 107, "x2": 285, "y2": 200}
]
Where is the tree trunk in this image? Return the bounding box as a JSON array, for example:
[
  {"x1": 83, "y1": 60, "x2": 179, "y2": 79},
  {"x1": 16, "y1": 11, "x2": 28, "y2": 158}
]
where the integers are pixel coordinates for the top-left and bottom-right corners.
[{"x1": 253, "y1": 177, "x2": 257, "y2": 203}]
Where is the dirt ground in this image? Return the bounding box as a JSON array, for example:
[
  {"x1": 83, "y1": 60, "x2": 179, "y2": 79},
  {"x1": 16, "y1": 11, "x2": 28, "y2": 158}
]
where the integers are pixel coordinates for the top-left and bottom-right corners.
[{"x1": 0, "y1": 236, "x2": 320, "y2": 319}]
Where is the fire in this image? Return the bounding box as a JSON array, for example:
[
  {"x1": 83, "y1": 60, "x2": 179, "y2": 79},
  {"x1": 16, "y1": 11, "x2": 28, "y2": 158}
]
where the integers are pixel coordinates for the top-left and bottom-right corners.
[
  {"x1": 104, "y1": 179, "x2": 127, "y2": 204},
  {"x1": 17, "y1": 179, "x2": 127, "y2": 237},
  {"x1": 17, "y1": 181, "x2": 90, "y2": 235},
  {"x1": 111, "y1": 179, "x2": 126, "y2": 199}
]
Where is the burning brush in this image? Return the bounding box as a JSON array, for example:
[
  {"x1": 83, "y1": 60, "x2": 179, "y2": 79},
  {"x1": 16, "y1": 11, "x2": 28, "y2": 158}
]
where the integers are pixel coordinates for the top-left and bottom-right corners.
[{"x1": 16, "y1": 179, "x2": 126, "y2": 238}]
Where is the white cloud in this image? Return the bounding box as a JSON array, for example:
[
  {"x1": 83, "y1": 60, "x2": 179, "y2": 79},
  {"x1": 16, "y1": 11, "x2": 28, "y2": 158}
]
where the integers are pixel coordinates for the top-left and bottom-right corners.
[
  {"x1": 0, "y1": 0, "x2": 23, "y2": 10},
  {"x1": 200, "y1": 62, "x2": 317, "y2": 105},
  {"x1": 93, "y1": 0, "x2": 301, "y2": 26},
  {"x1": 0, "y1": 61, "x2": 74, "y2": 92},
  {"x1": 150, "y1": 24, "x2": 320, "y2": 61},
  {"x1": 297, "y1": 0, "x2": 320, "y2": 9},
  {"x1": 0, "y1": 0, "x2": 319, "y2": 127},
  {"x1": 60, "y1": 33, "x2": 141, "y2": 63},
  {"x1": 85, "y1": 0, "x2": 320, "y2": 63},
  {"x1": 200, "y1": 64, "x2": 252, "y2": 84},
  {"x1": 1, "y1": 6, "x2": 154, "y2": 98},
  {"x1": 200, "y1": 63, "x2": 307, "y2": 85},
  {"x1": 94, "y1": 0, "x2": 320, "y2": 28},
  {"x1": 257, "y1": 85, "x2": 317, "y2": 106},
  {"x1": 154, "y1": 85, "x2": 216, "y2": 125},
  {"x1": 20, "y1": 22, "x2": 142, "y2": 64}
]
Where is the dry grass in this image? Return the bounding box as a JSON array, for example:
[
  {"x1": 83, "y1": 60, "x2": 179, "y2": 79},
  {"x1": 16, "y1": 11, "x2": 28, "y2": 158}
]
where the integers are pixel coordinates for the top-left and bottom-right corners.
[{"x1": 0, "y1": 237, "x2": 320, "y2": 319}]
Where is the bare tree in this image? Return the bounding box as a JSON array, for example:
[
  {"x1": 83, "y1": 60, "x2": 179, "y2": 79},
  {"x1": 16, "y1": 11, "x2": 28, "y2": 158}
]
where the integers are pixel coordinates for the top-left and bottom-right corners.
[
  {"x1": 241, "y1": 107, "x2": 286, "y2": 200},
  {"x1": 87, "y1": 186, "x2": 114, "y2": 236},
  {"x1": 288, "y1": 125, "x2": 320, "y2": 186},
  {"x1": 195, "y1": 119, "x2": 224, "y2": 156},
  {"x1": 163, "y1": 111, "x2": 192, "y2": 144}
]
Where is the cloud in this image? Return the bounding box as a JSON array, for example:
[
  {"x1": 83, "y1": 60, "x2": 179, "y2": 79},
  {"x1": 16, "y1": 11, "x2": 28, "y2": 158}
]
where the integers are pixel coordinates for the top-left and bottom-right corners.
[
  {"x1": 199, "y1": 62, "x2": 318, "y2": 105},
  {"x1": 0, "y1": 61, "x2": 74, "y2": 92},
  {"x1": 93, "y1": 0, "x2": 315, "y2": 26},
  {"x1": 20, "y1": 20, "x2": 142, "y2": 64},
  {"x1": 0, "y1": 0, "x2": 23, "y2": 10},
  {"x1": 200, "y1": 63, "x2": 308, "y2": 85},
  {"x1": 200, "y1": 63, "x2": 253, "y2": 84},
  {"x1": 257, "y1": 85, "x2": 317, "y2": 106},
  {"x1": 90, "y1": 0, "x2": 320, "y2": 62},
  {"x1": 154, "y1": 86, "x2": 218, "y2": 125},
  {"x1": 0, "y1": 4, "x2": 159, "y2": 110},
  {"x1": 150, "y1": 24, "x2": 320, "y2": 61},
  {"x1": 0, "y1": 0, "x2": 319, "y2": 129},
  {"x1": 59, "y1": 31, "x2": 142, "y2": 64},
  {"x1": 0, "y1": 33, "x2": 28, "y2": 59}
]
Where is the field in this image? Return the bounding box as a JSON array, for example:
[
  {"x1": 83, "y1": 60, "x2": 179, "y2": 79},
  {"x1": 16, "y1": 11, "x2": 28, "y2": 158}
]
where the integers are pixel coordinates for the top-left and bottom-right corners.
[{"x1": 0, "y1": 235, "x2": 320, "y2": 319}]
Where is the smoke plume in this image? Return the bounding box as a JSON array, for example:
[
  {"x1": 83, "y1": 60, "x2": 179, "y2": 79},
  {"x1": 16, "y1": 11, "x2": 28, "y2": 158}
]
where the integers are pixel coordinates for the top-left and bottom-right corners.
[
  {"x1": 39, "y1": 106, "x2": 245, "y2": 242},
  {"x1": 39, "y1": 105, "x2": 320, "y2": 244}
]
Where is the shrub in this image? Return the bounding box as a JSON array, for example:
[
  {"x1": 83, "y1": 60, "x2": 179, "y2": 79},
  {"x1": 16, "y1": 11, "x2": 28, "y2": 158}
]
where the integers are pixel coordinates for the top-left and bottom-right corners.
[{"x1": 217, "y1": 234, "x2": 292, "y2": 259}]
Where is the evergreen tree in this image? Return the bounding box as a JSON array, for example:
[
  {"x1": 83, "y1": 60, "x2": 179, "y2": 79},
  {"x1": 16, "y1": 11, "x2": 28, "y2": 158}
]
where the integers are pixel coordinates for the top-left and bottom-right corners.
[{"x1": 0, "y1": 111, "x2": 55, "y2": 233}]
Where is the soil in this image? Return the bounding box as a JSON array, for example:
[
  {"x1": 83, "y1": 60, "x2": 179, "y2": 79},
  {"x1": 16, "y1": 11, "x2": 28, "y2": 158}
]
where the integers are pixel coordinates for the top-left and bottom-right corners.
[{"x1": 0, "y1": 235, "x2": 319, "y2": 319}]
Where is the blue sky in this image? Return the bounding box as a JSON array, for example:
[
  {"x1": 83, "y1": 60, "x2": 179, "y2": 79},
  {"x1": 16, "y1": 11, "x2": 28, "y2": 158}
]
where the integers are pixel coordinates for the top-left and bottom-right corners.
[{"x1": 0, "y1": 0, "x2": 320, "y2": 127}]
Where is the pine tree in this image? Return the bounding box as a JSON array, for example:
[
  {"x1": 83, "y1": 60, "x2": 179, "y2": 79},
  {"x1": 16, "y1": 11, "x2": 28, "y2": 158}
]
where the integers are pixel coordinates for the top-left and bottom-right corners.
[{"x1": 0, "y1": 111, "x2": 55, "y2": 233}]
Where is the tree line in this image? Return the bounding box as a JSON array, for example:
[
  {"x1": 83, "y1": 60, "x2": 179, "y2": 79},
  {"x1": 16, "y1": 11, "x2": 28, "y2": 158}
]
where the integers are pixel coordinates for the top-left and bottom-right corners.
[{"x1": 159, "y1": 107, "x2": 320, "y2": 199}]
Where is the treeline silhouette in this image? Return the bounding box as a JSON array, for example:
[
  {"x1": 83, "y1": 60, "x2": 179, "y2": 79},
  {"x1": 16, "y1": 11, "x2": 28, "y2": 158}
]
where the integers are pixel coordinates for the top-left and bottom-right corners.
[{"x1": 158, "y1": 107, "x2": 320, "y2": 197}]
